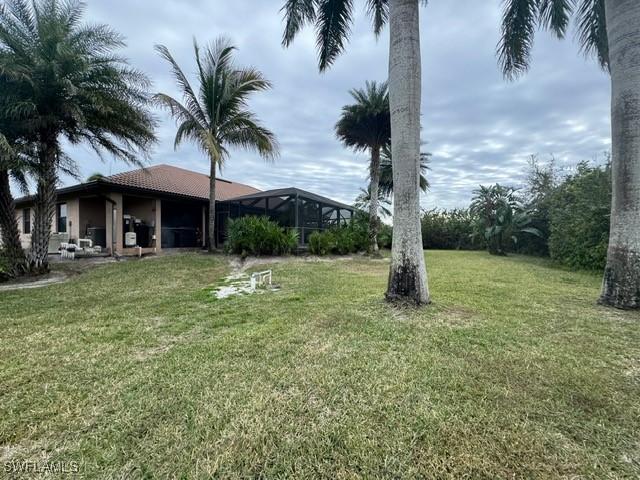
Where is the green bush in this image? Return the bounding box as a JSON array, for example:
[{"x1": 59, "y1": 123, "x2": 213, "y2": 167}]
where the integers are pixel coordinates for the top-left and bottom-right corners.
[
  {"x1": 309, "y1": 230, "x2": 334, "y2": 255},
  {"x1": 421, "y1": 208, "x2": 478, "y2": 250},
  {"x1": 308, "y1": 212, "x2": 369, "y2": 256},
  {"x1": 225, "y1": 216, "x2": 298, "y2": 256},
  {"x1": 548, "y1": 163, "x2": 611, "y2": 270}
]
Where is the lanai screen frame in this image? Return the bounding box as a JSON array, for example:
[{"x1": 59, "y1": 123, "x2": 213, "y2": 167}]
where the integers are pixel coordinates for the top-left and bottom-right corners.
[{"x1": 216, "y1": 188, "x2": 355, "y2": 246}]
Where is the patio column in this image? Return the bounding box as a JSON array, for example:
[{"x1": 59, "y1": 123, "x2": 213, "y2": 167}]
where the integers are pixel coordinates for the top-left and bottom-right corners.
[
  {"x1": 105, "y1": 193, "x2": 123, "y2": 255},
  {"x1": 154, "y1": 199, "x2": 162, "y2": 253},
  {"x1": 67, "y1": 198, "x2": 80, "y2": 241}
]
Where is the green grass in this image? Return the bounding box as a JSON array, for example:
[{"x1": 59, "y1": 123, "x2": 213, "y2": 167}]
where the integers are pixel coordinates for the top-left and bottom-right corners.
[{"x1": 1, "y1": 251, "x2": 639, "y2": 479}]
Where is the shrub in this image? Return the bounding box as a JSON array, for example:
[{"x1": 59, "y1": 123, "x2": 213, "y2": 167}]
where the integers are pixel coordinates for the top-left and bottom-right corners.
[
  {"x1": 548, "y1": 162, "x2": 611, "y2": 270},
  {"x1": 421, "y1": 208, "x2": 477, "y2": 250},
  {"x1": 309, "y1": 230, "x2": 333, "y2": 255},
  {"x1": 225, "y1": 216, "x2": 298, "y2": 256},
  {"x1": 308, "y1": 213, "x2": 369, "y2": 256}
]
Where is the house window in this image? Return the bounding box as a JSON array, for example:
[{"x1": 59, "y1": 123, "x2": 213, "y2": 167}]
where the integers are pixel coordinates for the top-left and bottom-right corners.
[
  {"x1": 23, "y1": 208, "x2": 31, "y2": 234},
  {"x1": 57, "y1": 203, "x2": 67, "y2": 233}
]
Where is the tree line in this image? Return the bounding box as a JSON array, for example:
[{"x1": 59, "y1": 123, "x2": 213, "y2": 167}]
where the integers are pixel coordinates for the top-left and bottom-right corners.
[{"x1": 420, "y1": 157, "x2": 612, "y2": 272}]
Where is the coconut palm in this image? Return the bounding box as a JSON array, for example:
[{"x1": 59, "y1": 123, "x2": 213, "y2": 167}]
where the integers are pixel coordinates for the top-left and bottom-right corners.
[
  {"x1": 498, "y1": 0, "x2": 640, "y2": 309},
  {"x1": 0, "y1": 0, "x2": 157, "y2": 273},
  {"x1": 336, "y1": 81, "x2": 390, "y2": 253},
  {"x1": 154, "y1": 38, "x2": 278, "y2": 252},
  {"x1": 282, "y1": 0, "x2": 430, "y2": 304}
]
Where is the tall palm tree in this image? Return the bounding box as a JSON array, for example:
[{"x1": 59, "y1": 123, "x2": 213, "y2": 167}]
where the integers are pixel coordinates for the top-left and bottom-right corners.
[
  {"x1": 154, "y1": 38, "x2": 278, "y2": 252},
  {"x1": 498, "y1": 0, "x2": 639, "y2": 309},
  {"x1": 0, "y1": 0, "x2": 157, "y2": 273},
  {"x1": 336, "y1": 81, "x2": 390, "y2": 254},
  {"x1": 282, "y1": 0, "x2": 430, "y2": 304}
]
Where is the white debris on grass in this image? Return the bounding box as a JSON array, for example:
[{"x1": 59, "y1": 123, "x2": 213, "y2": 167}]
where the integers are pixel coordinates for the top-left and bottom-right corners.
[{"x1": 212, "y1": 269, "x2": 278, "y2": 300}]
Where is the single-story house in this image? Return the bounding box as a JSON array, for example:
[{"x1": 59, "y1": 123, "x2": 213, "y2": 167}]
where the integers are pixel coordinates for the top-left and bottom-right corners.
[{"x1": 14, "y1": 164, "x2": 355, "y2": 255}]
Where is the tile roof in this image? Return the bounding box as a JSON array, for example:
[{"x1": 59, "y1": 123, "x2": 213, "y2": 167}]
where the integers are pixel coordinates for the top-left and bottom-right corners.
[{"x1": 105, "y1": 164, "x2": 260, "y2": 201}]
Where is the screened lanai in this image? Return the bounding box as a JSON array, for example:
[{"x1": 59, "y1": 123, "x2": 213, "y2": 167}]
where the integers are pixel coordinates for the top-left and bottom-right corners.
[{"x1": 215, "y1": 187, "x2": 355, "y2": 246}]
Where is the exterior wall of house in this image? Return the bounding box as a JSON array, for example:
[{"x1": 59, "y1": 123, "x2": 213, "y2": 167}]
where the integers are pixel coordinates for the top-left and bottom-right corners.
[{"x1": 14, "y1": 191, "x2": 208, "y2": 256}]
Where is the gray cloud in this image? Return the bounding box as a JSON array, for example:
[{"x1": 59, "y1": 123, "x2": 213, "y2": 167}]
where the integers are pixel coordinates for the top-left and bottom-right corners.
[{"x1": 50, "y1": 0, "x2": 611, "y2": 209}]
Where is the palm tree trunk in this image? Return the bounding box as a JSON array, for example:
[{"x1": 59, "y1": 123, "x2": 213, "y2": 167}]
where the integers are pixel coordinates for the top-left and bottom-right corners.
[
  {"x1": 599, "y1": 0, "x2": 640, "y2": 309},
  {"x1": 28, "y1": 143, "x2": 57, "y2": 274},
  {"x1": 385, "y1": 0, "x2": 430, "y2": 304},
  {"x1": 0, "y1": 169, "x2": 27, "y2": 277},
  {"x1": 368, "y1": 145, "x2": 381, "y2": 254},
  {"x1": 208, "y1": 159, "x2": 217, "y2": 252}
]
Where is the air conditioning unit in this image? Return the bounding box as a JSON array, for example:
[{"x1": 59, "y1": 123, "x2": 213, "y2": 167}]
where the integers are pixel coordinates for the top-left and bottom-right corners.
[{"x1": 125, "y1": 232, "x2": 137, "y2": 247}]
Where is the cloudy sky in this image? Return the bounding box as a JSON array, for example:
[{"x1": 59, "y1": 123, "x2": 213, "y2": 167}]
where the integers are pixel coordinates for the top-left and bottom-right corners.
[{"x1": 57, "y1": 0, "x2": 611, "y2": 209}]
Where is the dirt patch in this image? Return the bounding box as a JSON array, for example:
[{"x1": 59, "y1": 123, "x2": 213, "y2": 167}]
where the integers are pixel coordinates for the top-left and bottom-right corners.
[
  {"x1": 0, "y1": 273, "x2": 70, "y2": 291},
  {"x1": 0, "y1": 256, "x2": 117, "y2": 292}
]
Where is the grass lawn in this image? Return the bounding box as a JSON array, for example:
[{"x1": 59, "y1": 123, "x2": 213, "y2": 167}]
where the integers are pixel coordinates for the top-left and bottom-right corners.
[{"x1": 1, "y1": 251, "x2": 639, "y2": 478}]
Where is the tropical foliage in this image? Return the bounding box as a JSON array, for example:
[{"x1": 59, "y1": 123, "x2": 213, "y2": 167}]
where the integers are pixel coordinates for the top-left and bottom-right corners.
[
  {"x1": 154, "y1": 38, "x2": 278, "y2": 251},
  {"x1": 470, "y1": 184, "x2": 541, "y2": 256},
  {"x1": 378, "y1": 145, "x2": 430, "y2": 198},
  {"x1": 0, "y1": 0, "x2": 156, "y2": 273},
  {"x1": 547, "y1": 162, "x2": 611, "y2": 270},
  {"x1": 354, "y1": 187, "x2": 392, "y2": 218},
  {"x1": 421, "y1": 209, "x2": 477, "y2": 251},
  {"x1": 225, "y1": 216, "x2": 298, "y2": 256},
  {"x1": 308, "y1": 212, "x2": 369, "y2": 255},
  {"x1": 497, "y1": 0, "x2": 608, "y2": 78}
]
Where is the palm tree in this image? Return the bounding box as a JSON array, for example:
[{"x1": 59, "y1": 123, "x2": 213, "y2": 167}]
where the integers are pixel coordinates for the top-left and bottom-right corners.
[
  {"x1": 336, "y1": 81, "x2": 390, "y2": 254},
  {"x1": 154, "y1": 38, "x2": 278, "y2": 252},
  {"x1": 282, "y1": 0, "x2": 430, "y2": 304},
  {"x1": 498, "y1": 0, "x2": 640, "y2": 309},
  {"x1": 378, "y1": 145, "x2": 430, "y2": 198},
  {"x1": 0, "y1": 0, "x2": 157, "y2": 274}
]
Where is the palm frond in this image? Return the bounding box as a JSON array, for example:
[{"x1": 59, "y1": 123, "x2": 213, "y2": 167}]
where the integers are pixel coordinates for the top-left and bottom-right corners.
[
  {"x1": 155, "y1": 43, "x2": 209, "y2": 127},
  {"x1": 497, "y1": 0, "x2": 539, "y2": 79},
  {"x1": 576, "y1": 0, "x2": 608, "y2": 70},
  {"x1": 315, "y1": 0, "x2": 354, "y2": 71},
  {"x1": 281, "y1": 0, "x2": 316, "y2": 47},
  {"x1": 538, "y1": 0, "x2": 573, "y2": 37},
  {"x1": 365, "y1": 0, "x2": 388, "y2": 37}
]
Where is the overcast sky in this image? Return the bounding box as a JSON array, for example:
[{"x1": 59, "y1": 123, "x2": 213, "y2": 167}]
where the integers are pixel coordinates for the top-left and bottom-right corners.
[{"x1": 55, "y1": 0, "x2": 611, "y2": 209}]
